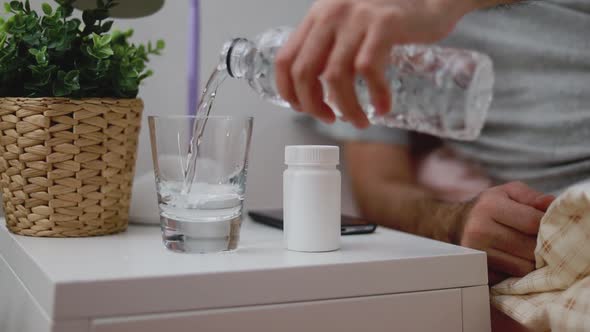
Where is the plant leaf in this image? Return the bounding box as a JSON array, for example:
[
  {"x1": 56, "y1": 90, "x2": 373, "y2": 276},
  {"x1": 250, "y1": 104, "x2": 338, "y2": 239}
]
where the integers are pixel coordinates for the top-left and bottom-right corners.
[
  {"x1": 100, "y1": 20, "x2": 113, "y2": 33},
  {"x1": 35, "y1": 52, "x2": 46, "y2": 64},
  {"x1": 97, "y1": 47, "x2": 113, "y2": 57},
  {"x1": 64, "y1": 69, "x2": 78, "y2": 82},
  {"x1": 82, "y1": 10, "x2": 95, "y2": 27},
  {"x1": 9, "y1": 1, "x2": 22, "y2": 12},
  {"x1": 53, "y1": 70, "x2": 69, "y2": 96},
  {"x1": 99, "y1": 34, "x2": 111, "y2": 47},
  {"x1": 60, "y1": 3, "x2": 73, "y2": 17},
  {"x1": 64, "y1": 70, "x2": 79, "y2": 90},
  {"x1": 41, "y1": 3, "x2": 52, "y2": 15},
  {"x1": 53, "y1": 85, "x2": 67, "y2": 96},
  {"x1": 86, "y1": 44, "x2": 113, "y2": 59},
  {"x1": 92, "y1": 32, "x2": 100, "y2": 46},
  {"x1": 0, "y1": 0, "x2": 163, "y2": 98},
  {"x1": 138, "y1": 69, "x2": 153, "y2": 81}
]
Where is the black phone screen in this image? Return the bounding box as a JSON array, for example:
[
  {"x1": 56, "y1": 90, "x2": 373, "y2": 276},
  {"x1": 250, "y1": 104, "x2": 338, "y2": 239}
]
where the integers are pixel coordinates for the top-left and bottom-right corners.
[{"x1": 248, "y1": 210, "x2": 377, "y2": 235}]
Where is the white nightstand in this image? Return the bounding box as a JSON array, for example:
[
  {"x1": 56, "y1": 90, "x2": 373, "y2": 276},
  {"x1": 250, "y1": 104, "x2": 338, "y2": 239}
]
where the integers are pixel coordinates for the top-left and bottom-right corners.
[{"x1": 0, "y1": 218, "x2": 491, "y2": 332}]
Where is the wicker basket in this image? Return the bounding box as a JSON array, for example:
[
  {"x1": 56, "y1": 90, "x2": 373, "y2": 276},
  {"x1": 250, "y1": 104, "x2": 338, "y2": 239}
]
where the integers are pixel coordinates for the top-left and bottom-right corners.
[{"x1": 0, "y1": 98, "x2": 143, "y2": 237}]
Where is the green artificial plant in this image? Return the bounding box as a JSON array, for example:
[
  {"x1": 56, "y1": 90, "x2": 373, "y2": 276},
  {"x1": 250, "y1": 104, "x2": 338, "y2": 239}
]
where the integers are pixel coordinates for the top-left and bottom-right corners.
[{"x1": 0, "y1": 0, "x2": 164, "y2": 98}]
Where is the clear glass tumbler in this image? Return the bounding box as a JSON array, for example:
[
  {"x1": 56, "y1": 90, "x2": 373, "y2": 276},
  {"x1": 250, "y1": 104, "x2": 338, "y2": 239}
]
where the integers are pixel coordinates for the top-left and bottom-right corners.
[{"x1": 148, "y1": 116, "x2": 253, "y2": 253}]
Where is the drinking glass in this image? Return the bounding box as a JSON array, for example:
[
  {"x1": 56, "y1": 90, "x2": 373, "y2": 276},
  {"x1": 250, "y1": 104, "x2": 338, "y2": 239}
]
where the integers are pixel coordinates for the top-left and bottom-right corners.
[{"x1": 148, "y1": 116, "x2": 253, "y2": 253}]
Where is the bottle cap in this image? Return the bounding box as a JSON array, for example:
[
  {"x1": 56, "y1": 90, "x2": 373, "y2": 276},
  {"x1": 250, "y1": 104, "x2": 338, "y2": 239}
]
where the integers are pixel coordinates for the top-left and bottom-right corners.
[{"x1": 285, "y1": 146, "x2": 339, "y2": 166}]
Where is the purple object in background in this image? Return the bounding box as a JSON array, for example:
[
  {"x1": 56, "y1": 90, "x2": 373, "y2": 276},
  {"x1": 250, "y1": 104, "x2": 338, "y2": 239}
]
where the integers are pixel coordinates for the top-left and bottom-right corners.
[{"x1": 187, "y1": 0, "x2": 200, "y2": 115}]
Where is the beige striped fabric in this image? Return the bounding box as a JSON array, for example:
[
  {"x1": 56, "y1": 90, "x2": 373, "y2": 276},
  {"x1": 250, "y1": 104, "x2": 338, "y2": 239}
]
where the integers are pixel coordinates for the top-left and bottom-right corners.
[
  {"x1": 491, "y1": 183, "x2": 590, "y2": 331},
  {"x1": 0, "y1": 98, "x2": 143, "y2": 237}
]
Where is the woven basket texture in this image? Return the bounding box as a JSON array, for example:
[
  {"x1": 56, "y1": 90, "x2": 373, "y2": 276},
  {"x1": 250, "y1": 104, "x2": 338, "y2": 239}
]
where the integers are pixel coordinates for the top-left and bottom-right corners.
[{"x1": 0, "y1": 98, "x2": 143, "y2": 237}]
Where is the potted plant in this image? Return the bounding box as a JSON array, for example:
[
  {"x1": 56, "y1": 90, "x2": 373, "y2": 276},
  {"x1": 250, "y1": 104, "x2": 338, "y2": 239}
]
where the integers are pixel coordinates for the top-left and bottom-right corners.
[{"x1": 0, "y1": 0, "x2": 164, "y2": 237}]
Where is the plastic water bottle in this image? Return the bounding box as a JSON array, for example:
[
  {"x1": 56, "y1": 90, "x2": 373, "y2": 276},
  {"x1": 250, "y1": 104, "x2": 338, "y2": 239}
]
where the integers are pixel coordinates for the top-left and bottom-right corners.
[{"x1": 221, "y1": 27, "x2": 494, "y2": 141}]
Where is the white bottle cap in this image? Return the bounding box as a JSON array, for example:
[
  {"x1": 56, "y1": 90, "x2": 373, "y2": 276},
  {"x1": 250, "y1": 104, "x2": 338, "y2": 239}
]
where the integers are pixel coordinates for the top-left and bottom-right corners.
[{"x1": 285, "y1": 145, "x2": 339, "y2": 166}]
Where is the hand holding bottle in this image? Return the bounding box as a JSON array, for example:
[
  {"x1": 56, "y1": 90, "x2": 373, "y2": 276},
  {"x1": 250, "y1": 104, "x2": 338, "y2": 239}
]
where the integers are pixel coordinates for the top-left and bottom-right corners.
[{"x1": 274, "y1": 0, "x2": 480, "y2": 128}]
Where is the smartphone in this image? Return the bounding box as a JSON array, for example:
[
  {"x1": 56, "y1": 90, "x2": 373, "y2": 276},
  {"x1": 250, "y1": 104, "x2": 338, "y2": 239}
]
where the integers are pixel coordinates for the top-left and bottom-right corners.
[{"x1": 248, "y1": 210, "x2": 377, "y2": 235}]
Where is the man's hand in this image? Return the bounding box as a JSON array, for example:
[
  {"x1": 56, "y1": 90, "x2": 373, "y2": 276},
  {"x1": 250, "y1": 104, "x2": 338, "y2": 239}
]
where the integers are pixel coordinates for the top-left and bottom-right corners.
[
  {"x1": 275, "y1": 0, "x2": 477, "y2": 128},
  {"x1": 345, "y1": 143, "x2": 553, "y2": 285},
  {"x1": 457, "y1": 182, "x2": 555, "y2": 284}
]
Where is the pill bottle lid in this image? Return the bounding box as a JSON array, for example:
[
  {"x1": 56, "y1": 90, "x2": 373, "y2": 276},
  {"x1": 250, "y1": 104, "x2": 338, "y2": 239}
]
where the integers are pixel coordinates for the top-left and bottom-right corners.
[{"x1": 285, "y1": 145, "x2": 339, "y2": 166}]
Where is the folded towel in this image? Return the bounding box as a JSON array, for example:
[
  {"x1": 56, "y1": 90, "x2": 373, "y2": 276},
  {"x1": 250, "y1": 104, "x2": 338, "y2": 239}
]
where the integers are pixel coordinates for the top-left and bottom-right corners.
[{"x1": 491, "y1": 182, "x2": 590, "y2": 331}]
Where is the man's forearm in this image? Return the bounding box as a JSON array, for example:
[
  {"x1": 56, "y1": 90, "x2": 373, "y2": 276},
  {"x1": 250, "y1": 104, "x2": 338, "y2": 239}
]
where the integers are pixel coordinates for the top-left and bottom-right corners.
[{"x1": 353, "y1": 179, "x2": 467, "y2": 244}]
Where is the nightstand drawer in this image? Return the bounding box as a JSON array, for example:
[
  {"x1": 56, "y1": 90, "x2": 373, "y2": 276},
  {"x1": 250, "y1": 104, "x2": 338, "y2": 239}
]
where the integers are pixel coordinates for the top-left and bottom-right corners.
[{"x1": 92, "y1": 289, "x2": 462, "y2": 332}]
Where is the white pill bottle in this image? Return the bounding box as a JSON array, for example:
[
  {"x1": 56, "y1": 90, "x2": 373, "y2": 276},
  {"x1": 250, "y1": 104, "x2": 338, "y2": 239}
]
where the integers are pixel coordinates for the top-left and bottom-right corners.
[{"x1": 283, "y1": 146, "x2": 341, "y2": 252}]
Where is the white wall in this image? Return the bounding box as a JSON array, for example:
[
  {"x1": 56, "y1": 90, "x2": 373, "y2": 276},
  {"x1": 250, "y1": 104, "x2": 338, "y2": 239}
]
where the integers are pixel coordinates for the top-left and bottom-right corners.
[{"x1": 27, "y1": 0, "x2": 358, "y2": 221}]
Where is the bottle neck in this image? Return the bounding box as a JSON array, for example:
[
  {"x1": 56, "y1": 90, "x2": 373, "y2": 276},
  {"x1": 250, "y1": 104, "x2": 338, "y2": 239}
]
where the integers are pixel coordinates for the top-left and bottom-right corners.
[{"x1": 221, "y1": 38, "x2": 256, "y2": 79}]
